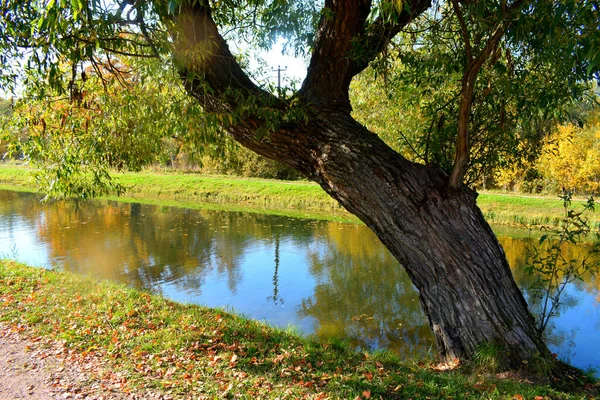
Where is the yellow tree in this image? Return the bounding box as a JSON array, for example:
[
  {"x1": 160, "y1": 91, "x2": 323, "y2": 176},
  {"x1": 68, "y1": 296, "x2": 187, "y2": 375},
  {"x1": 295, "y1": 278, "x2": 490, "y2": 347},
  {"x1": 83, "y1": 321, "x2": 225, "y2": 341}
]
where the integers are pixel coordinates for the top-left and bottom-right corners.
[{"x1": 538, "y1": 121, "x2": 600, "y2": 194}]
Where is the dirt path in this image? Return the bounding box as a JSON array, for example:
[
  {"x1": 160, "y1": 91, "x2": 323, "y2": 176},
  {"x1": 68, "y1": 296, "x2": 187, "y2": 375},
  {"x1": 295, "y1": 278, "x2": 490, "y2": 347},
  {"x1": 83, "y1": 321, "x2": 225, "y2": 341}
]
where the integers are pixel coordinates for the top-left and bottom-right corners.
[{"x1": 0, "y1": 323, "x2": 169, "y2": 400}]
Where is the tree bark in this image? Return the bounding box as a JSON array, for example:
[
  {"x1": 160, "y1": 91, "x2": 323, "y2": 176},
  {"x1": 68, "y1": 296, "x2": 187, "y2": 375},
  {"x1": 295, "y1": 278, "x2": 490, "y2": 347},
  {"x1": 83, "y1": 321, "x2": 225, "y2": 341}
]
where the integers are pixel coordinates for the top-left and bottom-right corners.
[
  {"x1": 173, "y1": 2, "x2": 551, "y2": 366},
  {"x1": 314, "y1": 116, "x2": 548, "y2": 365}
]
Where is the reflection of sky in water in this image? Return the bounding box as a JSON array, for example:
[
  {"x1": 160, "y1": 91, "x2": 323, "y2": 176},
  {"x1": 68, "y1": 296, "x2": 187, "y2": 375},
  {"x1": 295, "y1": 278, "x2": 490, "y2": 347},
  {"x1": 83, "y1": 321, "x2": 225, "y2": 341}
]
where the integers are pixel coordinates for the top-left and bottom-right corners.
[
  {"x1": 545, "y1": 283, "x2": 600, "y2": 373},
  {"x1": 0, "y1": 214, "x2": 52, "y2": 268},
  {"x1": 0, "y1": 189, "x2": 598, "y2": 375},
  {"x1": 161, "y1": 240, "x2": 318, "y2": 334}
]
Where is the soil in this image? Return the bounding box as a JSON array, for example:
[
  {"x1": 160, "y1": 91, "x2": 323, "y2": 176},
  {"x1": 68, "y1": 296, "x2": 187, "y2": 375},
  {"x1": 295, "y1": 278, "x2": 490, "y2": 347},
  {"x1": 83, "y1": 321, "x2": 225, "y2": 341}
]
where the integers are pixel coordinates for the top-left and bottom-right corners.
[{"x1": 0, "y1": 323, "x2": 169, "y2": 400}]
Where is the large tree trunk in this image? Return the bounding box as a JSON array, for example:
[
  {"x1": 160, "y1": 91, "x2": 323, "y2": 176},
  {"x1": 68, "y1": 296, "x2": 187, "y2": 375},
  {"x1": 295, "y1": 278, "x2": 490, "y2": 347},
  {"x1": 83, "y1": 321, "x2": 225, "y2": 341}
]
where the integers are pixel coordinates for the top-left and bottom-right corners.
[
  {"x1": 305, "y1": 114, "x2": 549, "y2": 365},
  {"x1": 172, "y1": 2, "x2": 551, "y2": 366},
  {"x1": 275, "y1": 111, "x2": 549, "y2": 365}
]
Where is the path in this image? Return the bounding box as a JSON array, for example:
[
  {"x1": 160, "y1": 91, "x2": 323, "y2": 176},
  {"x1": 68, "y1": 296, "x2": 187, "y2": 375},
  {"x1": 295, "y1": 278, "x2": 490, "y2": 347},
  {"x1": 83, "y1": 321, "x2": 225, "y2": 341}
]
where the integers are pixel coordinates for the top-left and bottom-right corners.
[{"x1": 0, "y1": 323, "x2": 169, "y2": 399}]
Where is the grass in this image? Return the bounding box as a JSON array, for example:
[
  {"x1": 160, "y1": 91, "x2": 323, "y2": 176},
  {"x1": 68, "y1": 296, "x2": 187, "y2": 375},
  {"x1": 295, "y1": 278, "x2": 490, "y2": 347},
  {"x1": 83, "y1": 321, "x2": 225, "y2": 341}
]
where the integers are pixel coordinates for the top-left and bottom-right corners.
[
  {"x1": 478, "y1": 192, "x2": 600, "y2": 229},
  {"x1": 1, "y1": 164, "x2": 599, "y2": 229},
  {"x1": 0, "y1": 164, "x2": 358, "y2": 223},
  {"x1": 1, "y1": 259, "x2": 596, "y2": 399},
  {"x1": 118, "y1": 171, "x2": 337, "y2": 211}
]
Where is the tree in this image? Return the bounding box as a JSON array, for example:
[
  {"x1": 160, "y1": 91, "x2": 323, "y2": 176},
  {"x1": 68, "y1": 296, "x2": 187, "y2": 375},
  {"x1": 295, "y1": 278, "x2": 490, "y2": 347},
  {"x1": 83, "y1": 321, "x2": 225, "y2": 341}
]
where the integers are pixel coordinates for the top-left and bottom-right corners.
[
  {"x1": 494, "y1": 103, "x2": 600, "y2": 193},
  {"x1": 350, "y1": 17, "x2": 594, "y2": 189},
  {"x1": 0, "y1": 97, "x2": 14, "y2": 158},
  {"x1": 2, "y1": 56, "x2": 301, "y2": 182},
  {"x1": 537, "y1": 123, "x2": 600, "y2": 194},
  {"x1": 1, "y1": 0, "x2": 599, "y2": 372},
  {"x1": 0, "y1": 98, "x2": 11, "y2": 118}
]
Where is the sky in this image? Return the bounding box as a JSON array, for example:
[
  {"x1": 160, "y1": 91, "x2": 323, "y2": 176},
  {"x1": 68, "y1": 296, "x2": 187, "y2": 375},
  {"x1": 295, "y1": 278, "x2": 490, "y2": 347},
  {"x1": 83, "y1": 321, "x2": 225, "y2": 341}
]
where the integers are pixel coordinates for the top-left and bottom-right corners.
[
  {"x1": 0, "y1": 39, "x2": 309, "y2": 100},
  {"x1": 265, "y1": 41, "x2": 309, "y2": 82},
  {"x1": 248, "y1": 40, "x2": 309, "y2": 93}
]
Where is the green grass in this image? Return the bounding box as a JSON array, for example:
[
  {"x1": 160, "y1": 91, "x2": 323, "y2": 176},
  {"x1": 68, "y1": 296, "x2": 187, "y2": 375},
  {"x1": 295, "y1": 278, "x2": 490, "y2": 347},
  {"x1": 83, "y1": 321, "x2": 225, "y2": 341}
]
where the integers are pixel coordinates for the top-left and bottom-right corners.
[
  {"x1": 478, "y1": 192, "x2": 600, "y2": 229},
  {"x1": 1, "y1": 164, "x2": 599, "y2": 229},
  {"x1": 1, "y1": 259, "x2": 596, "y2": 399},
  {"x1": 0, "y1": 164, "x2": 358, "y2": 223},
  {"x1": 0, "y1": 164, "x2": 36, "y2": 190},
  {"x1": 118, "y1": 171, "x2": 335, "y2": 210}
]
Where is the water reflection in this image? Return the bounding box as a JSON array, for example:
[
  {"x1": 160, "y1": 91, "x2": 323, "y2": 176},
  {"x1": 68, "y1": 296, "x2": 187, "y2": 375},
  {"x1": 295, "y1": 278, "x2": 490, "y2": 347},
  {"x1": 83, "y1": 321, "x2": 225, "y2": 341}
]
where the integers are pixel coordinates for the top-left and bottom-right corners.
[
  {"x1": 300, "y1": 223, "x2": 432, "y2": 357},
  {"x1": 500, "y1": 234, "x2": 600, "y2": 367},
  {"x1": 267, "y1": 235, "x2": 284, "y2": 305},
  {"x1": 0, "y1": 189, "x2": 598, "y2": 373}
]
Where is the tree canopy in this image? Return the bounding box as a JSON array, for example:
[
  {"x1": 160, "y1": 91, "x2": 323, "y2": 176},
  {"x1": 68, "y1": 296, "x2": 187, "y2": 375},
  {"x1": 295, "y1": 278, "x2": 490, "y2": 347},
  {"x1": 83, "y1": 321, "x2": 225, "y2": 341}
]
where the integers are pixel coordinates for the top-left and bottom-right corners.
[
  {"x1": 2, "y1": 0, "x2": 600, "y2": 371},
  {"x1": 1, "y1": 0, "x2": 598, "y2": 193}
]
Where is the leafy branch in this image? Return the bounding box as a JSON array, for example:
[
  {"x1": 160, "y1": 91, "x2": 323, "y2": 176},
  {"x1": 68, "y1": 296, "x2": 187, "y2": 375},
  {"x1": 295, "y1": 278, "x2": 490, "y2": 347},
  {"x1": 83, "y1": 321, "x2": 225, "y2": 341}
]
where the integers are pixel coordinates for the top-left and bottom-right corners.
[{"x1": 525, "y1": 192, "x2": 600, "y2": 334}]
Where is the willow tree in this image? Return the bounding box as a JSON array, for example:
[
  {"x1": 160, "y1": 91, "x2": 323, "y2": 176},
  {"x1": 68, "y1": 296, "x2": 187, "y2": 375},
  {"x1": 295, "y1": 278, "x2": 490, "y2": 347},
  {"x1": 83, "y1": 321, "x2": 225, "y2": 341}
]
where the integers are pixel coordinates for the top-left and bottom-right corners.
[{"x1": 1, "y1": 0, "x2": 598, "y2": 369}]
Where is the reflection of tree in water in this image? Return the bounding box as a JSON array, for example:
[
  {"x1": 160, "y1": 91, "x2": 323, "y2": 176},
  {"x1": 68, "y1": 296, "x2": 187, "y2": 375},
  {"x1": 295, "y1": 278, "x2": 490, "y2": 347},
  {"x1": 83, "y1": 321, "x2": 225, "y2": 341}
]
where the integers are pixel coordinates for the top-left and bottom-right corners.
[
  {"x1": 299, "y1": 223, "x2": 433, "y2": 358},
  {"x1": 1, "y1": 191, "x2": 317, "y2": 298},
  {"x1": 0, "y1": 190, "x2": 50, "y2": 236},
  {"x1": 543, "y1": 321, "x2": 578, "y2": 364},
  {"x1": 497, "y1": 235, "x2": 595, "y2": 360}
]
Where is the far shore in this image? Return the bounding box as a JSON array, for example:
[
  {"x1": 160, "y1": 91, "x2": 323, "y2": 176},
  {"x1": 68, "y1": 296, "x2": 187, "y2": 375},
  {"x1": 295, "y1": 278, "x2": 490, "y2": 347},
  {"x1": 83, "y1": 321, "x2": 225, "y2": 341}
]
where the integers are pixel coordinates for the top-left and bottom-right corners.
[{"x1": 1, "y1": 163, "x2": 598, "y2": 229}]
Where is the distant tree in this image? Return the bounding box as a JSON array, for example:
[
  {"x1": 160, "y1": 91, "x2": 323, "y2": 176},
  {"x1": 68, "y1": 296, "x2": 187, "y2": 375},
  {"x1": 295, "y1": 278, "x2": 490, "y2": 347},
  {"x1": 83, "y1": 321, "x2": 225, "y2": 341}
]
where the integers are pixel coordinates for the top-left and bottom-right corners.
[
  {"x1": 493, "y1": 99, "x2": 600, "y2": 194},
  {"x1": 0, "y1": 98, "x2": 11, "y2": 118},
  {"x1": 537, "y1": 121, "x2": 600, "y2": 194},
  {"x1": 0, "y1": 97, "x2": 14, "y2": 158}
]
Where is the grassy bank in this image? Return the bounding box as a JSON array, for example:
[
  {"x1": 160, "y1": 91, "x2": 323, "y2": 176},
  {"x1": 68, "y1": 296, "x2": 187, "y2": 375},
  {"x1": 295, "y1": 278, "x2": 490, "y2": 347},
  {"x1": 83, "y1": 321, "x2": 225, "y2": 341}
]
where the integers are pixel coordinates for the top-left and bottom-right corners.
[
  {"x1": 0, "y1": 164, "x2": 357, "y2": 223},
  {"x1": 1, "y1": 164, "x2": 598, "y2": 228},
  {"x1": 478, "y1": 193, "x2": 600, "y2": 229},
  {"x1": 1, "y1": 260, "x2": 595, "y2": 399}
]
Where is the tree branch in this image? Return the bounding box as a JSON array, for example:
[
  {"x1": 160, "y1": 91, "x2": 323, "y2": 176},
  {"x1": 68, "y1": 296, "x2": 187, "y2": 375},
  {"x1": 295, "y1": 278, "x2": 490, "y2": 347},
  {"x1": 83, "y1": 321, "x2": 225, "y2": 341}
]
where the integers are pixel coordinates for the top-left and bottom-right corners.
[
  {"x1": 173, "y1": 4, "x2": 270, "y2": 103},
  {"x1": 449, "y1": 23, "x2": 505, "y2": 189},
  {"x1": 299, "y1": 0, "x2": 432, "y2": 111},
  {"x1": 450, "y1": 0, "x2": 472, "y2": 61},
  {"x1": 449, "y1": 0, "x2": 528, "y2": 189},
  {"x1": 350, "y1": 0, "x2": 433, "y2": 77},
  {"x1": 171, "y1": 3, "x2": 318, "y2": 173},
  {"x1": 136, "y1": 6, "x2": 161, "y2": 58},
  {"x1": 298, "y1": 0, "x2": 372, "y2": 111}
]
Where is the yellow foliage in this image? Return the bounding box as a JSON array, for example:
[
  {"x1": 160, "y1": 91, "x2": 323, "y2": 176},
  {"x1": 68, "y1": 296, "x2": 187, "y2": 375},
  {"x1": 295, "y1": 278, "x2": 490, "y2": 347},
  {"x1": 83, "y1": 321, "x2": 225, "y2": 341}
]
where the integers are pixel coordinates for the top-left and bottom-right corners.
[
  {"x1": 495, "y1": 150, "x2": 537, "y2": 192},
  {"x1": 495, "y1": 161, "x2": 525, "y2": 191},
  {"x1": 537, "y1": 123, "x2": 600, "y2": 193}
]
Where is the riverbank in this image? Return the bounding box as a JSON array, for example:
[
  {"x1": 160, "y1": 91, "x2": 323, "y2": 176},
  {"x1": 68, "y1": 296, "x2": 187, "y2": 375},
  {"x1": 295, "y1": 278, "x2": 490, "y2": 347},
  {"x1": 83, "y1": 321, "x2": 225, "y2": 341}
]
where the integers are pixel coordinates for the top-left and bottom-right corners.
[
  {"x1": 1, "y1": 260, "x2": 596, "y2": 399},
  {"x1": 1, "y1": 164, "x2": 598, "y2": 228},
  {"x1": 0, "y1": 164, "x2": 357, "y2": 223}
]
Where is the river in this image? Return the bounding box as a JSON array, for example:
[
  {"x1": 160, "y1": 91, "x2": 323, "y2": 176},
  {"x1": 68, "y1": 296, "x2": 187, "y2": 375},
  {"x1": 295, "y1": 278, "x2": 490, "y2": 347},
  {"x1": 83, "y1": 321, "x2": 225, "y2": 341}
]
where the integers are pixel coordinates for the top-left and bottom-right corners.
[{"x1": 0, "y1": 189, "x2": 598, "y2": 374}]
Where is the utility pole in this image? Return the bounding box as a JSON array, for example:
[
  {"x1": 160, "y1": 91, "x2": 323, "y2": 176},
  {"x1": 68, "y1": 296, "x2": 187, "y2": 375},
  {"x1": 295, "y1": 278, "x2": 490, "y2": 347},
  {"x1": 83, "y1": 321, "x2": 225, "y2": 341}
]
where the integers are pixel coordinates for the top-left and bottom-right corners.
[
  {"x1": 267, "y1": 235, "x2": 283, "y2": 305},
  {"x1": 271, "y1": 65, "x2": 287, "y2": 97}
]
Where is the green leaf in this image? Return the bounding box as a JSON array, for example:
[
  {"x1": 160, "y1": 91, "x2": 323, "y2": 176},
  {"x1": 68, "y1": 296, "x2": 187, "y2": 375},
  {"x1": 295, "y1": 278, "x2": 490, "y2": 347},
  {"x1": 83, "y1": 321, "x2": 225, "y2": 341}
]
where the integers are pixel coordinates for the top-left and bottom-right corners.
[{"x1": 168, "y1": 0, "x2": 177, "y2": 15}]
